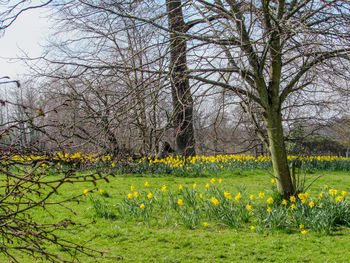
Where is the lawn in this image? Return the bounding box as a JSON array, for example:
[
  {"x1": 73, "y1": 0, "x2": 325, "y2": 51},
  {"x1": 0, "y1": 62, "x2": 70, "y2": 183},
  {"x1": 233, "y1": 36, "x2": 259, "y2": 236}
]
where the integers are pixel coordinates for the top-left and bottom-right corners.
[{"x1": 1, "y1": 169, "x2": 350, "y2": 262}]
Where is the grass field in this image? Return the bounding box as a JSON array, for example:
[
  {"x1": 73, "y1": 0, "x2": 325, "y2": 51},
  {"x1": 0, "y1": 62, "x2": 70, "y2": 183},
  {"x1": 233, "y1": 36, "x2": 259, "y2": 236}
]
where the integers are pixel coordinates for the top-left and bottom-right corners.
[{"x1": 2, "y1": 169, "x2": 350, "y2": 262}]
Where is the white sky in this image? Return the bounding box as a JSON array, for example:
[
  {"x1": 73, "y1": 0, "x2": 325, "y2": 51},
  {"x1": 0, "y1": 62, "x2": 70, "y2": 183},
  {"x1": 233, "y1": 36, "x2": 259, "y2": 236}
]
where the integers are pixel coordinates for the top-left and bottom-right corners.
[{"x1": 0, "y1": 8, "x2": 51, "y2": 80}]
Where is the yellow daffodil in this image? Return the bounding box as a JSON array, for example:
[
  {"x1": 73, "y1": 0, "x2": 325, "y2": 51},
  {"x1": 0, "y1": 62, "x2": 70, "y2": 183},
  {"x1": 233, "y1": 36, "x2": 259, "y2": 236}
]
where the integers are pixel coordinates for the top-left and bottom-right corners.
[
  {"x1": 218, "y1": 178, "x2": 222, "y2": 183},
  {"x1": 267, "y1": 207, "x2": 272, "y2": 213},
  {"x1": 298, "y1": 193, "x2": 305, "y2": 200},
  {"x1": 144, "y1": 181, "x2": 150, "y2": 187},
  {"x1": 161, "y1": 185, "x2": 167, "y2": 192},
  {"x1": 299, "y1": 224, "x2": 304, "y2": 229},
  {"x1": 147, "y1": 193, "x2": 153, "y2": 199},
  {"x1": 127, "y1": 193, "x2": 133, "y2": 199},
  {"x1": 130, "y1": 185, "x2": 135, "y2": 191},
  {"x1": 318, "y1": 193, "x2": 323, "y2": 200},
  {"x1": 301, "y1": 230, "x2": 308, "y2": 235},
  {"x1": 270, "y1": 178, "x2": 275, "y2": 184},
  {"x1": 224, "y1": 192, "x2": 232, "y2": 200},
  {"x1": 250, "y1": 226, "x2": 256, "y2": 230},
  {"x1": 290, "y1": 196, "x2": 296, "y2": 202},
  {"x1": 290, "y1": 204, "x2": 296, "y2": 211},
  {"x1": 281, "y1": 199, "x2": 288, "y2": 206},
  {"x1": 179, "y1": 185, "x2": 183, "y2": 191},
  {"x1": 99, "y1": 189, "x2": 104, "y2": 195},
  {"x1": 258, "y1": 192, "x2": 265, "y2": 199},
  {"x1": 205, "y1": 183, "x2": 210, "y2": 189},
  {"x1": 140, "y1": 203, "x2": 145, "y2": 209},
  {"x1": 199, "y1": 193, "x2": 203, "y2": 199},
  {"x1": 309, "y1": 201, "x2": 315, "y2": 208},
  {"x1": 324, "y1": 185, "x2": 329, "y2": 189},
  {"x1": 203, "y1": 222, "x2": 209, "y2": 227},
  {"x1": 83, "y1": 189, "x2": 89, "y2": 195},
  {"x1": 193, "y1": 183, "x2": 197, "y2": 189},
  {"x1": 210, "y1": 178, "x2": 216, "y2": 184},
  {"x1": 234, "y1": 192, "x2": 242, "y2": 202},
  {"x1": 211, "y1": 197, "x2": 219, "y2": 206},
  {"x1": 177, "y1": 199, "x2": 184, "y2": 206},
  {"x1": 249, "y1": 195, "x2": 255, "y2": 200},
  {"x1": 246, "y1": 205, "x2": 252, "y2": 211},
  {"x1": 341, "y1": 191, "x2": 348, "y2": 197},
  {"x1": 267, "y1": 197, "x2": 274, "y2": 204},
  {"x1": 335, "y1": 196, "x2": 343, "y2": 202},
  {"x1": 133, "y1": 192, "x2": 139, "y2": 198}
]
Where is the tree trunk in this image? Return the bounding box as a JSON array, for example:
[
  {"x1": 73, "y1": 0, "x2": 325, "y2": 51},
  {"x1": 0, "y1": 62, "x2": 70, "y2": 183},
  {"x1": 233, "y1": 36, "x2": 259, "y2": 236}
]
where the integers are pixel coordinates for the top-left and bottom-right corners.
[
  {"x1": 265, "y1": 110, "x2": 295, "y2": 196},
  {"x1": 166, "y1": 0, "x2": 195, "y2": 157},
  {"x1": 101, "y1": 115, "x2": 119, "y2": 156}
]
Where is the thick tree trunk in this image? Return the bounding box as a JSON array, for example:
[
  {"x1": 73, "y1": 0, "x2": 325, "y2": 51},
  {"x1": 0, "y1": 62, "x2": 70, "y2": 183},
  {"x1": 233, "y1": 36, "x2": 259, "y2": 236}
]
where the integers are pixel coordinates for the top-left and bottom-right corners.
[
  {"x1": 265, "y1": 110, "x2": 295, "y2": 196},
  {"x1": 101, "y1": 115, "x2": 119, "y2": 156},
  {"x1": 166, "y1": 0, "x2": 196, "y2": 157}
]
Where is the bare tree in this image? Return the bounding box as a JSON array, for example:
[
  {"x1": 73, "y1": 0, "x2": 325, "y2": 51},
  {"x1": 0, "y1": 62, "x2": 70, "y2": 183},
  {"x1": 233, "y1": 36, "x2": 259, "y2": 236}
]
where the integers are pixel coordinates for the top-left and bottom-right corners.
[
  {"x1": 166, "y1": 0, "x2": 196, "y2": 156},
  {"x1": 26, "y1": 1, "x2": 171, "y2": 157},
  {"x1": 41, "y1": 0, "x2": 199, "y2": 157}
]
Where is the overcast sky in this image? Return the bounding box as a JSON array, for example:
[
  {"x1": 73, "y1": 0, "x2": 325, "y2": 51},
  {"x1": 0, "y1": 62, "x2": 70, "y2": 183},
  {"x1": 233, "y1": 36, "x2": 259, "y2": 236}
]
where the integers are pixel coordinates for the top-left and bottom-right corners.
[{"x1": 0, "y1": 8, "x2": 51, "y2": 80}]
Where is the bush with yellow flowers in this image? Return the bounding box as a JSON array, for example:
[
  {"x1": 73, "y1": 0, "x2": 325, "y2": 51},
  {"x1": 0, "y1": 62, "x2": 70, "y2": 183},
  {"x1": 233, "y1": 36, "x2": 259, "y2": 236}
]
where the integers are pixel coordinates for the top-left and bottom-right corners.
[{"x1": 87, "y1": 179, "x2": 349, "y2": 235}]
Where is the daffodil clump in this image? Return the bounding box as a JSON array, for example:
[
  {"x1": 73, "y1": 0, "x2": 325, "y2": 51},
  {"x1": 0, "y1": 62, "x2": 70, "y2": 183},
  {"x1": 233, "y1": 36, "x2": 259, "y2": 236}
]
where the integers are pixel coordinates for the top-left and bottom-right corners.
[{"x1": 86, "y1": 179, "x2": 350, "y2": 235}]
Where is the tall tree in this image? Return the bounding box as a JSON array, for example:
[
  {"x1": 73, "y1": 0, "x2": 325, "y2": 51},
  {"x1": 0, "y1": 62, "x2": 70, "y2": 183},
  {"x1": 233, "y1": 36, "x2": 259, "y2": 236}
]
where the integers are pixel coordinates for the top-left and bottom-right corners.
[
  {"x1": 183, "y1": 0, "x2": 350, "y2": 195},
  {"x1": 166, "y1": 0, "x2": 196, "y2": 156}
]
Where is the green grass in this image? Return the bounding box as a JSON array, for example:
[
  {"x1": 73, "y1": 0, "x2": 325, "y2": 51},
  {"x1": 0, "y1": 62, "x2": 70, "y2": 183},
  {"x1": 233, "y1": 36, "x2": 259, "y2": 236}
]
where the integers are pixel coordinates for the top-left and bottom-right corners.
[{"x1": 1, "y1": 170, "x2": 350, "y2": 262}]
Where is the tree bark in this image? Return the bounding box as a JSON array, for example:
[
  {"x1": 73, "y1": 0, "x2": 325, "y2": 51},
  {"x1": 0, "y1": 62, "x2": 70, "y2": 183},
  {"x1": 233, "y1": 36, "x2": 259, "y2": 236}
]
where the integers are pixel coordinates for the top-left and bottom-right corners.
[
  {"x1": 166, "y1": 0, "x2": 195, "y2": 157},
  {"x1": 265, "y1": 109, "x2": 295, "y2": 196}
]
